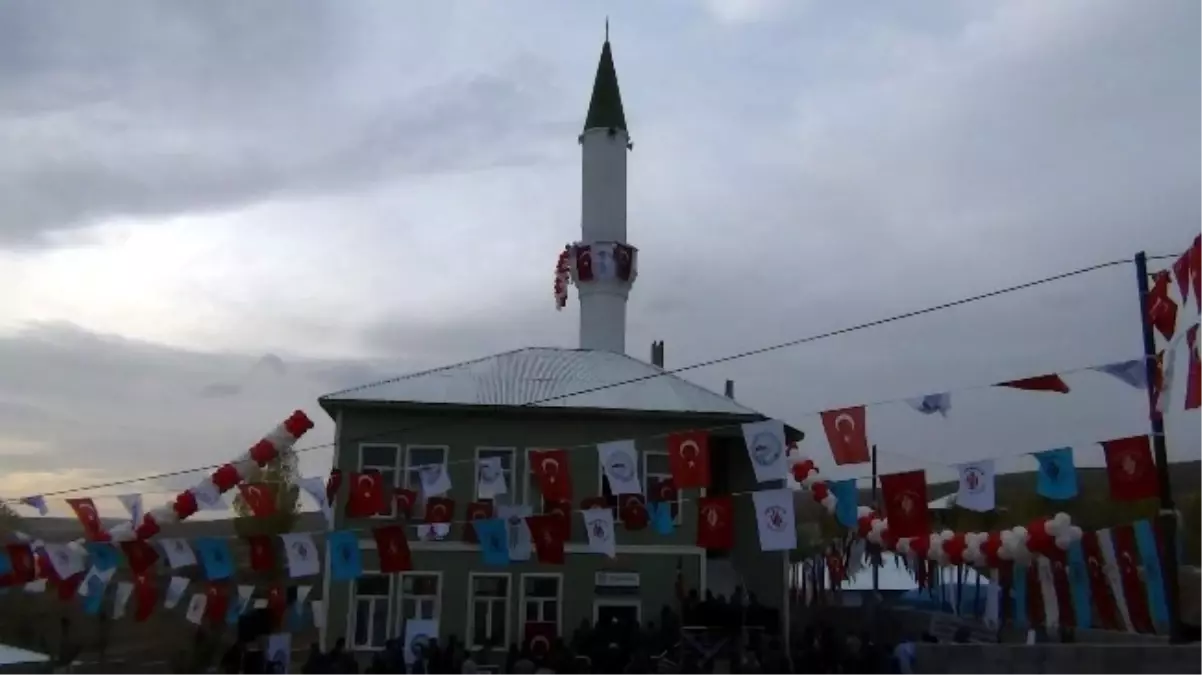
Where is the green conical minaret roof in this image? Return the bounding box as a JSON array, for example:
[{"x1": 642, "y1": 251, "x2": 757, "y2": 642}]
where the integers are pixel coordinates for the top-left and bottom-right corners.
[{"x1": 583, "y1": 39, "x2": 628, "y2": 133}]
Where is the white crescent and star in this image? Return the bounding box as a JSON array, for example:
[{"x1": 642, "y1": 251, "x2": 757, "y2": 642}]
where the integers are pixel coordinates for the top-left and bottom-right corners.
[
  {"x1": 834, "y1": 413, "x2": 857, "y2": 442},
  {"x1": 541, "y1": 457, "x2": 560, "y2": 482},
  {"x1": 75, "y1": 501, "x2": 98, "y2": 525},
  {"x1": 679, "y1": 439, "x2": 699, "y2": 468},
  {"x1": 357, "y1": 474, "x2": 375, "y2": 495}
]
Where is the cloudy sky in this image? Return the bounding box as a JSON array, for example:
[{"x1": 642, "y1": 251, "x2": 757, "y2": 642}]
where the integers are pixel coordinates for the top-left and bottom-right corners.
[{"x1": 1, "y1": 0, "x2": 1198, "y2": 519}]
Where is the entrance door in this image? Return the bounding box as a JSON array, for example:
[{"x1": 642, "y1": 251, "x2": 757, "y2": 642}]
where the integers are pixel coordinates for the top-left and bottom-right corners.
[{"x1": 593, "y1": 600, "x2": 641, "y2": 649}]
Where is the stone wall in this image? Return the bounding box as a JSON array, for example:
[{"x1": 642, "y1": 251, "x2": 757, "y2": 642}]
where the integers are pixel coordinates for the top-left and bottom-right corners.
[{"x1": 913, "y1": 644, "x2": 1200, "y2": 674}]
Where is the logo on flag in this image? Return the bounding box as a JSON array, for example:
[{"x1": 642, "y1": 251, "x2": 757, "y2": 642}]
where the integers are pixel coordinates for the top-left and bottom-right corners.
[
  {"x1": 606, "y1": 451, "x2": 635, "y2": 482},
  {"x1": 293, "y1": 542, "x2": 308, "y2": 560},
  {"x1": 478, "y1": 460, "x2": 501, "y2": 485},
  {"x1": 750, "y1": 431, "x2": 782, "y2": 467},
  {"x1": 964, "y1": 467, "x2": 985, "y2": 493},
  {"x1": 764, "y1": 505, "x2": 787, "y2": 531},
  {"x1": 897, "y1": 491, "x2": 920, "y2": 515},
  {"x1": 587, "y1": 517, "x2": 610, "y2": 541}
]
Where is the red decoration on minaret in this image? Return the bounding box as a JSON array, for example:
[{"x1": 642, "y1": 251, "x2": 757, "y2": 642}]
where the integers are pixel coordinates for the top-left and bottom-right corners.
[{"x1": 553, "y1": 247, "x2": 571, "y2": 310}]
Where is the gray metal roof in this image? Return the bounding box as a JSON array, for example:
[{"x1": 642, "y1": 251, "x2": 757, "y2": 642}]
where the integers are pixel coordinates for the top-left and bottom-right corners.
[{"x1": 320, "y1": 347, "x2": 762, "y2": 416}]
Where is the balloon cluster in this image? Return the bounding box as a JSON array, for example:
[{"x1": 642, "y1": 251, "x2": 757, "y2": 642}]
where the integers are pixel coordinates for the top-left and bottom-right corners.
[
  {"x1": 787, "y1": 451, "x2": 1084, "y2": 569},
  {"x1": 553, "y1": 246, "x2": 571, "y2": 310}
]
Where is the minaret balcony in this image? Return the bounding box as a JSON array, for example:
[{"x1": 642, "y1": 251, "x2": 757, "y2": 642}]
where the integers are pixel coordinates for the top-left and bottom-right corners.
[{"x1": 567, "y1": 240, "x2": 638, "y2": 286}]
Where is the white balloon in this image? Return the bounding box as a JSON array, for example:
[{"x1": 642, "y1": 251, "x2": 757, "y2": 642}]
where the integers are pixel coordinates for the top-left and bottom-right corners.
[
  {"x1": 820, "y1": 494, "x2": 838, "y2": 512},
  {"x1": 857, "y1": 505, "x2": 874, "y2": 518}
]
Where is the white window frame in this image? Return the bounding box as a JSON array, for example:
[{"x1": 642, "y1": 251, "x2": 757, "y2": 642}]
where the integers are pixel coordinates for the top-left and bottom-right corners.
[
  {"x1": 358, "y1": 443, "x2": 402, "y2": 519},
  {"x1": 397, "y1": 571, "x2": 443, "y2": 623},
  {"x1": 642, "y1": 450, "x2": 683, "y2": 525},
  {"x1": 467, "y1": 572, "x2": 512, "y2": 651},
  {"x1": 404, "y1": 444, "x2": 450, "y2": 520},
  {"x1": 348, "y1": 571, "x2": 394, "y2": 652},
  {"x1": 475, "y1": 447, "x2": 517, "y2": 502},
  {"x1": 519, "y1": 573, "x2": 563, "y2": 635}
]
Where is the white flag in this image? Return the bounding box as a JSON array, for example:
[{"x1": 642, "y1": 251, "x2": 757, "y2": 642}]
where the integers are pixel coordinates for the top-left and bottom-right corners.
[
  {"x1": 741, "y1": 419, "x2": 788, "y2": 483},
  {"x1": 42, "y1": 543, "x2": 85, "y2": 580},
  {"x1": 24, "y1": 578, "x2": 47, "y2": 593},
  {"x1": 906, "y1": 393, "x2": 952, "y2": 416},
  {"x1": 266, "y1": 633, "x2": 293, "y2": 672},
  {"x1": 403, "y1": 618, "x2": 440, "y2": 665},
  {"x1": 417, "y1": 463, "x2": 452, "y2": 496},
  {"x1": 496, "y1": 503, "x2": 533, "y2": 561},
  {"x1": 597, "y1": 440, "x2": 642, "y2": 495},
  {"x1": 112, "y1": 582, "x2": 134, "y2": 619},
  {"x1": 476, "y1": 457, "x2": 508, "y2": 500},
  {"x1": 117, "y1": 494, "x2": 144, "y2": 528},
  {"x1": 1156, "y1": 330, "x2": 1190, "y2": 414},
  {"x1": 164, "y1": 576, "x2": 190, "y2": 609},
  {"x1": 184, "y1": 592, "x2": 207, "y2": 625},
  {"x1": 281, "y1": 533, "x2": 321, "y2": 578},
  {"x1": 751, "y1": 489, "x2": 796, "y2": 551},
  {"x1": 311, "y1": 600, "x2": 326, "y2": 629},
  {"x1": 77, "y1": 566, "x2": 115, "y2": 597},
  {"x1": 160, "y1": 538, "x2": 197, "y2": 570},
  {"x1": 297, "y1": 476, "x2": 333, "y2": 529},
  {"x1": 295, "y1": 585, "x2": 312, "y2": 612},
  {"x1": 583, "y1": 507, "x2": 616, "y2": 558},
  {"x1": 231, "y1": 585, "x2": 255, "y2": 618},
  {"x1": 190, "y1": 478, "x2": 229, "y2": 512},
  {"x1": 955, "y1": 460, "x2": 996, "y2": 512},
  {"x1": 1096, "y1": 528, "x2": 1135, "y2": 632},
  {"x1": 1036, "y1": 557, "x2": 1059, "y2": 629},
  {"x1": 984, "y1": 569, "x2": 1000, "y2": 628},
  {"x1": 20, "y1": 496, "x2": 49, "y2": 516}
]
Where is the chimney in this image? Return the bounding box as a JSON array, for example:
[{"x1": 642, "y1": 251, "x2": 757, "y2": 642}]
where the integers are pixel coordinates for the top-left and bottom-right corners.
[
  {"x1": 650, "y1": 340, "x2": 664, "y2": 367},
  {"x1": 724, "y1": 379, "x2": 735, "y2": 399}
]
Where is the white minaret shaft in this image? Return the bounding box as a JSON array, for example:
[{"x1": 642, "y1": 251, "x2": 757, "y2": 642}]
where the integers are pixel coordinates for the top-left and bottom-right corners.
[{"x1": 576, "y1": 38, "x2": 635, "y2": 354}]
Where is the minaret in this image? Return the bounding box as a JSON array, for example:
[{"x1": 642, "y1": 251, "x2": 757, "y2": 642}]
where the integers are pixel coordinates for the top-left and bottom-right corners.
[{"x1": 574, "y1": 32, "x2": 637, "y2": 354}]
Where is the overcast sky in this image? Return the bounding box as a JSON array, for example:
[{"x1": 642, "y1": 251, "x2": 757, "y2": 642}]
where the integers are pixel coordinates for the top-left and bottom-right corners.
[{"x1": 1, "y1": 0, "x2": 1198, "y2": 519}]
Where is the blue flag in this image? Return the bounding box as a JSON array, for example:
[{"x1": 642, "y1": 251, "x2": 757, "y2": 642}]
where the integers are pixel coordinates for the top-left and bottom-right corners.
[
  {"x1": 649, "y1": 502, "x2": 675, "y2": 535},
  {"x1": 290, "y1": 602, "x2": 308, "y2": 631},
  {"x1": 1066, "y1": 541, "x2": 1092, "y2": 629},
  {"x1": 81, "y1": 572, "x2": 107, "y2": 615},
  {"x1": 1133, "y1": 520, "x2": 1169, "y2": 632},
  {"x1": 1033, "y1": 447, "x2": 1078, "y2": 500},
  {"x1": 474, "y1": 519, "x2": 510, "y2": 566},
  {"x1": 828, "y1": 480, "x2": 859, "y2": 528},
  {"x1": 0, "y1": 551, "x2": 11, "y2": 578},
  {"x1": 85, "y1": 543, "x2": 119, "y2": 572},
  {"x1": 328, "y1": 530, "x2": 363, "y2": 581},
  {"x1": 226, "y1": 590, "x2": 250, "y2": 625},
  {"x1": 194, "y1": 537, "x2": 234, "y2": 580},
  {"x1": 1012, "y1": 563, "x2": 1028, "y2": 628}
]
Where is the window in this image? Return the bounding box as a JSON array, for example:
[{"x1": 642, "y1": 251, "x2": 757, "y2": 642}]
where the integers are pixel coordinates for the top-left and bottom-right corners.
[
  {"x1": 399, "y1": 573, "x2": 441, "y2": 622},
  {"x1": 468, "y1": 573, "x2": 511, "y2": 649},
  {"x1": 360, "y1": 444, "x2": 402, "y2": 518},
  {"x1": 404, "y1": 445, "x2": 449, "y2": 519},
  {"x1": 351, "y1": 574, "x2": 392, "y2": 650},
  {"x1": 521, "y1": 574, "x2": 562, "y2": 630},
  {"x1": 643, "y1": 451, "x2": 681, "y2": 522},
  {"x1": 476, "y1": 447, "x2": 516, "y2": 502}
]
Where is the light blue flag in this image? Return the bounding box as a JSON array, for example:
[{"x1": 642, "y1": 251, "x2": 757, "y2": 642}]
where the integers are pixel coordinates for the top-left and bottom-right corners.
[
  {"x1": 81, "y1": 573, "x2": 106, "y2": 615},
  {"x1": 474, "y1": 519, "x2": 510, "y2": 566},
  {"x1": 85, "y1": 543, "x2": 119, "y2": 572},
  {"x1": 226, "y1": 591, "x2": 250, "y2": 625},
  {"x1": 1091, "y1": 360, "x2": 1146, "y2": 389},
  {"x1": 649, "y1": 502, "x2": 674, "y2": 535},
  {"x1": 290, "y1": 602, "x2": 307, "y2": 631},
  {"x1": 327, "y1": 530, "x2": 363, "y2": 581},
  {"x1": 0, "y1": 551, "x2": 11, "y2": 578},
  {"x1": 194, "y1": 537, "x2": 234, "y2": 580},
  {"x1": 1012, "y1": 564, "x2": 1028, "y2": 628},
  {"x1": 1133, "y1": 520, "x2": 1169, "y2": 632},
  {"x1": 828, "y1": 480, "x2": 859, "y2": 528},
  {"x1": 1066, "y1": 541, "x2": 1092, "y2": 629},
  {"x1": 1033, "y1": 448, "x2": 1078, "y2": 500}
]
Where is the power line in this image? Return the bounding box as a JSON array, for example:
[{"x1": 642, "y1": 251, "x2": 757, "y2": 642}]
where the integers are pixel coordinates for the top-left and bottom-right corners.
[{"x1": 15, "y1": 256, "x2": 1142, "y2": 499}]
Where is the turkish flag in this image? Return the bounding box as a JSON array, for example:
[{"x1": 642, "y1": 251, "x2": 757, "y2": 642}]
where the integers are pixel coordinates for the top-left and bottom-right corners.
[
  {"x1": 120, "y1": 540, "x2": 160, "y2": 575},
  {"x1": 464, "y1": 501, "x2": 494, "y2": 543},
  {"x1": 697, "y1": 496, "x2": 734, "y2": 550},
  {"x1": 66, "y1": 497, "x2": 108, "y2": 541},
  {"x1": 1046, "y1": 550, "x2": 1076, "y2": 628},
  {"x1": 1080, "y1": 532, "x2": 1121, "y2": 630},
  {"x1": 575, "y1": 245, "x2": 594, "y2": 281},
  {"x1": 614, "y1": 243, "x2": 635, "y2": 281},
  {"x1": 996, "y1": 374, "x2": 1071, "y2": 394},
  {"x1": 579, "y1": 496, "x2": 609, "y2": 511},
  {"x1": 135, "y1": 513, "x2": 161, "y2": 540},
  {"x1": 395, "y1": 489, "x2": 417, "y2": 519},
  {"x1": 1147, "y1": 271, "x2": 1179, "y2": 341},
  {"x1": 238, "y1": 483, "x2": 277, "y2": 517},
  {"x1": 346, "y1": 471, "x2": 386, "y2": 518},
  {"x1": 1191, "y1": 235, "x2": 1202, "y2": 310},
  {"x1": 247, "y1": 535, "x2": 276, "y2": 572},
  {"x1": 1112, "y1": 525, "x2": 1155, "y2": 633},
  {"x1": 5, "y1": 544, "x2": 34, "y2": 583},
  {"x1": 266, "y1": 585, "x2": 288, "y2": 627},
  {"x1": 544, "y1": 499, "x2": 573, "y2": 540},
  {"x1": 1150, "y1": 351, "x2": 1166, "y2": 417},
  {"x1": 211, "y1": 463, "x2": 241, "y2": 491},
  {"x1": 57, "y1": 572, "x2": 83, "y2": 601},
  {"x1": 819, "y1": 406, "x2": 871, "y2": 465},
  {"x1": 526, "y1": 515, "x2": 565, "y2": 565},
  {"x1": 880, "y1": 470, "x2": 929, "y2": 538},
  {"x1": 1102, "y1": 436, "x2": 1158, "y2": 502},
  {"x1": 618, "y1": 494, "x2": 648, "y2": 530},
  {"x1": 530, "y1": 449, "x2": 573, "y2": 503},
  {"x1": 1173, "y1": 248, "x2": 1193, "y2": 304},
  {"x1": 172, "y1": 490, "x2": 199, "y2": 520},
  {"x1": 1186, "y1": 325, "x2": 1201, "y2": 411},
  {"x1": 667, "y1": 431, "x2": 710, "y2": 488},
  {"x1": 326, "y1": 469, "x2": 343, "y2": 504},
  {"x1": 205, "y1": 584, "x2": 230, "y2": 624},
  {"x1": 373, "y1": 525, "x2": 413, "y2": 574},
  {"x1": 524, "y1": 621, "x2": 558, "y2": 656},
  {"x1": 425, "y1": 497, "x2": 455, "y2": 524},
  {"x1": 133, "y1": 574, "x2": 157, "y2": 622},
  {"x1": 649, "y1": 476, "x2": 679, "y2": 520},
  {"x1": 1025, "y1": 565, "x2": 1044, "y2": 627}
]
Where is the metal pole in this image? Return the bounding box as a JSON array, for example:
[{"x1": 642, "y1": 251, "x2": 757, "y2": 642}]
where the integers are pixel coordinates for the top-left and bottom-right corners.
[
  {"x1": 871, "y1": 445, "x2": 880, "y2": 597},
  {"x1": 1134, "y1": 251, "x2": 1183, "y2": 642}
]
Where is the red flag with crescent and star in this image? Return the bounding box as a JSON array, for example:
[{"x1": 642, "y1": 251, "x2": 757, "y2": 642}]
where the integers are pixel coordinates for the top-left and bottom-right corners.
[
  {"x1": 120, "y1": 539, "x2": 160, "y2": 575},
  {"x1": 1173, "y1": 246, "x2": 1193, "y2": 305},
  {"x1": 326, "y1": 469, "x2": 343, "y2": 504},
  {"x1": 614, "y1": 243, "x2": 635, "y2": 281},
  {"x1": 247, "y1": 535, "x2": 276, "y2": 572},
  {"x1": 425, "y1": 497, "x2": 455, "y2": 524},
  {"x1": 238, "y1": 483, "x2": 277, "y2": 518},
  {"x1": 56, "y1": 573, "x2": 84, "y2": 601},
  {"x1": 996, "y1": 373, "x2": 1071, "y2": 394},
  {"x1": 649, "y1": 476, "x2": 680, "y2": 520},
  {"x1": 395, "y1": 489, "x2": 417, "y2": 519},
  {"x1": 1080, "y1": 532, "x2": 1120, "y2": 630},
  {"x1": 696, "y1": 495, "x2": 733, "y2": 550},
  {"x1": 544, "y1": 498, "x2": 573, "y2": 540},
  {"x1": 667, "y1": 431, "x2": 710, "y2": 488},
  {"x1": 373, "y1": 525, "x2": 413, "y2": 574},
  {"x1": 1045, "y1": 549, "x2": 1076, "y2": 628},
  {"x1": 880, "y1": 470, "x2": 929, "y2": 538},
  {"x1": 1101, "y1": 435, "x2": 1158, "y2": 502},
  {"x1": 65, "y1": 497, "x2": 108, "y2": 541},
  {"x1": 1111, "y1": 525, "x2": 1155, "y2": 634},
  {"x1": 346, "y1": 471, "x2": 386, "y2": 518},
  {"x1": 133, "y1": 573, "x2": 157, "y2": 622},
  {"x1": 266, "y1": 585, "x2": 288, "y2": 627},
  {"x1": 204, "y1": 583, "x2": 230, "y2": 624},
  {"x1": 819, "y1": 406, "x2": 871, "y2": 466},
  {"x1": 1191, "y1": 235, "x2": 1202, "y2": 310},
  {"x1": 524, "y1": 621, "x2": 558, "y2": 657},
  {"x1": 1147, "y1": 270, "x2": 1179, "y2": 341},
  {"x1": 526, "y1": 514, "x2": 566, "y2": 565},
  {"x1": 619, "y1": 494, "x2": 649, "y2": 530},
  {"x1": 1025, "y1": 565, "x2": 1044, "y2": 626},
  {"x1": 464, "y1": 501, "x2": 494, "y2": 543},
  {"x1": 574, "y1": 245, "x2": 594, "y2": 281},
  {"x1": 530, "y1": 449, "x2": 573, "y2": 503},
  {"x1": 5, "y1": 545, "x2": 34, "y2": 584},
  {"x1": 1186, "y1": 324, "x2": 1201, "y2": 411}
]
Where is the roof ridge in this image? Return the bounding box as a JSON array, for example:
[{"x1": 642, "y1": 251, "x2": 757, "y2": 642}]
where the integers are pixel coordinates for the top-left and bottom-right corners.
[
  {"x1": 318, "y1": 346, "x2": 534, "y2": 400},
  {"x1": 606, "y1": 351, "x2": 763, "y2": 415}
]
